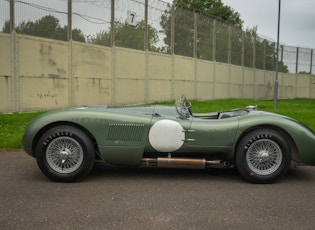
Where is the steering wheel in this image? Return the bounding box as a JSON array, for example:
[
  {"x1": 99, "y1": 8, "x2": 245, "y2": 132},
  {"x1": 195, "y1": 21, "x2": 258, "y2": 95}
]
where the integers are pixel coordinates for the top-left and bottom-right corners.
[
  {"x1": 175, "y1": 96, "x2": 192, "y2": 117},
  {"x1": 184, "y1": 100, "x2": 192, "y2": 111}
]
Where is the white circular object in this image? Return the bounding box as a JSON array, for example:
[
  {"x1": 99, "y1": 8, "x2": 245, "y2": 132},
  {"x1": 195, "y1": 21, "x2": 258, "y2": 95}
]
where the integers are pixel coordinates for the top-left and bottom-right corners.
[{"x1": 149, "y1": 119, "x2": 184, "y2": 152}]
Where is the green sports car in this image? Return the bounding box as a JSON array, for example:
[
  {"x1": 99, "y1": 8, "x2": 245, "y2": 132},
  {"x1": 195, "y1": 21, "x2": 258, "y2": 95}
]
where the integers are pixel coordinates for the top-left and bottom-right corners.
[{"x1": 22, "y1": 96, "x2": 315, "y2": 183}]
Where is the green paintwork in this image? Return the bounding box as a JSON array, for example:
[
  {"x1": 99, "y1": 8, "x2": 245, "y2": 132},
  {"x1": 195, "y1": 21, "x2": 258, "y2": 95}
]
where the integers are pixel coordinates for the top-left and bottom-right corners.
[{"x1": 22, "y1": 102, "x2": 315, "y2": 167}]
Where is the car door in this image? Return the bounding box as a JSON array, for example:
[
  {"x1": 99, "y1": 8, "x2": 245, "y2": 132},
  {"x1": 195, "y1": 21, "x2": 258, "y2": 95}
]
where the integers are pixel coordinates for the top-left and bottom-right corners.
[{"x1": 185, "y1": 117, "x2": 239, "y2": 148}]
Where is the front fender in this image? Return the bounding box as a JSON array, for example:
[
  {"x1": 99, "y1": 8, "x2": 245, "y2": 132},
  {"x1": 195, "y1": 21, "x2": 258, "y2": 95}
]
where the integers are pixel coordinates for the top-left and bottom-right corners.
[{"x1": 237, "y1": 114, "x2": 315, "y2": 165}]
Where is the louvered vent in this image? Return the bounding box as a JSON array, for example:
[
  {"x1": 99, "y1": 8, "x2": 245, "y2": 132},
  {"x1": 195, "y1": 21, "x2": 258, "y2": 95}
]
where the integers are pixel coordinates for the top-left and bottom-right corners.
[
  {"x1": 107, "y1": 123, "x2": 145, "y2": 141},
  {"x1": 107, "y1": 104, "x2": 149, "y2": 109}
]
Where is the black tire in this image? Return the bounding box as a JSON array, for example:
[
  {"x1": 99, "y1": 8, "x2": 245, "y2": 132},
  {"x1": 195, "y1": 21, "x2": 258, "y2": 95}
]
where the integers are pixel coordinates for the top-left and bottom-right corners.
[
  {"x1": 35, "y1": 125, "x2": 95, "y2": 182},
  {"x1": 235, "y1": 128, "x2": 291, "y2": 184}
]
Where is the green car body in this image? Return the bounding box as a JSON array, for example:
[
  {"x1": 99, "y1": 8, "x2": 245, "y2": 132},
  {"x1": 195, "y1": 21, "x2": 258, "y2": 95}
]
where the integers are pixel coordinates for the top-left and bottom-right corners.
[{"x1": 22, "y1": 98, "x2": 315, "y2": 183}]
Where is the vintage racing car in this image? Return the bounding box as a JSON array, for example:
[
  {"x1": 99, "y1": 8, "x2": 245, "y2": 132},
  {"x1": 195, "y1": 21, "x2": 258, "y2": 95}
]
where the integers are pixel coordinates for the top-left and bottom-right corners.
[{"x1": 22, "y1": 97, "x2": 315, "y2": 183}]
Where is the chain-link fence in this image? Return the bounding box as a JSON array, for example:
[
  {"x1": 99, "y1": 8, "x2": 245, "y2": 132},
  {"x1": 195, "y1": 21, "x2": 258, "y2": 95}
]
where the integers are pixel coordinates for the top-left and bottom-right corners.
[{"x1": 1, "y1": 0, "x2": 314, "y2": 74}]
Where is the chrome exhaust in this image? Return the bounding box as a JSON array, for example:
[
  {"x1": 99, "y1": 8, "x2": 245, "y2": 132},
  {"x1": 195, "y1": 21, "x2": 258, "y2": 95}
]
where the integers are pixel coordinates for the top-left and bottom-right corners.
[{"x1": 141, "y1": 157, "x2": 222, "y2": 169}]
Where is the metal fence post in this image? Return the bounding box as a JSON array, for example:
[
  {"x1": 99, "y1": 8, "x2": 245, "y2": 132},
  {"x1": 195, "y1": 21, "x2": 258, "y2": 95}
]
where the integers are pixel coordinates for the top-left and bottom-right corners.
[
  {"x1": 310, "y1": 49, "x2": 313, "y2": 74},
  {"x1": 228, "y1": 25, "x2": 231, "y2": 64},
  {"x1": 212, "y1": 19, "x2": 216, "y2": 61},
  {"x1": 296, "y1": 47, "x2": 299, "y2": 74},
  {"x1": 274, "y1": 0, "x2": 281, "y2": 109},
  {"x1": 170, "y1": 5, "x2": 175, "y2": 55},
  {"x1": 253, "y1": 34, "x2": 256, "y2": 68},
  {"x1": 67, "y1": 0, "x2": 72, "y2": 41},
  {"x1": 110, "y1": 0, "x2": 115, "y2": 47},
  {"x1": 144, "y1": 0, "x2": 148, "y2": 51},
  {"x1": 241, "y1": 31, "x2": 245, "y2": 66},
  {"x1": 280, "y1": 45, "x2": 283, "y2": 72},
  {"x1": 10, "y1": 0, "x2": 14, "y2": 32},
  {"x1": 263, "y1": 40, "x2": 266, "y2": 70},
  {"x1": 193, "y1": 12, "x2": 198, "y2": 58}
]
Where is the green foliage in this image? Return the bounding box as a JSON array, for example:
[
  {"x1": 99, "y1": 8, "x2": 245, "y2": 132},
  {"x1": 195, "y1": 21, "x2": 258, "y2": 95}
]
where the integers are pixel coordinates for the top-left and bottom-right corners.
[
  {"x1": 2, "y1": 15, "x2": 85, "y2": 42},
  {"x1": 299, "y1": 71, "x2": 312, "y2": 74},
  {"x1": 160, "y1": 0, "x2": 243, "y2": 57},
  {"x1": 2, "y1": 21, "x2": 11, "y2": 33},
  {"x1": 174, "y1": 0, "x2": 243, "y2": 28},
  {"x1": 91, "y1": 20, "x2": 159, "y2": 51},
  {"x1": 159, "y1": 0, "x2": 289, "y2": 72},
  {"x1": 0, "y1": 112, "x2": 44, "y2": 150}
]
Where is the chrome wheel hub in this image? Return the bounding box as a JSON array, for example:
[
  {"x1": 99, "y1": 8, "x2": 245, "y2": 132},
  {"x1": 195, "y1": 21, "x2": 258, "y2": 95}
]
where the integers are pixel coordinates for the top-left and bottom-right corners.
[
  {"x1": 258, "y1": 151, "x2": 270, "y2": 162},
  {"x1": 246, "y1": 139, "x2": 282, "y2": 175}
]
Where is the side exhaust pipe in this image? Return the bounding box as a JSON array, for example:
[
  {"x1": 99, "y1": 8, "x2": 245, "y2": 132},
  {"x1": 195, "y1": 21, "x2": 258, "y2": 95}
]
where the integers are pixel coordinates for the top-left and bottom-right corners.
[{"x1": 141, "y1": 157, "x2": 223, "y2": 169}]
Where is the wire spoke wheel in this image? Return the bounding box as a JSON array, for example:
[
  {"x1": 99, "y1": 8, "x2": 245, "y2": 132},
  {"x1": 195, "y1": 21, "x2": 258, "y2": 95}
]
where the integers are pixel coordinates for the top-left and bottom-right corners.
[
  {"x1": 235, "y1": 129, "x2": 291, "y2": 183},
  {"x1": 36, "y1": 125, "x2": 95, "y2": 182},
  {"x1": 246, "y1": 139, "x2": 282, "y2": 175},
  {"x1": 46, "y1": 137, "x2": 84, "y2": 174}
]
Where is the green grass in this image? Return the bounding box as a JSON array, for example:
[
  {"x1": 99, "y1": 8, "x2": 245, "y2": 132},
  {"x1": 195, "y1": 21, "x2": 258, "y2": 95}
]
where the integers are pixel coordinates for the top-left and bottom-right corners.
[
  {"x1": 0, "y1": 112, "x2": 44, "y2": 150},
  {"x1": 1, "y1": 98, "x2": 315, "y2": 150}
]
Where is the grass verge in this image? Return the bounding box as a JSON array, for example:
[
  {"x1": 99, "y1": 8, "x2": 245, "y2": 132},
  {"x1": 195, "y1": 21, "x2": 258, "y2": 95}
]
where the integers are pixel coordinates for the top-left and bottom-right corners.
[
  {"x1": 1, "y1": 98, "x2": 314, "y2": 150},
  {"x1": 0, "y1": 112, "x2": 44, "y2": 150}
]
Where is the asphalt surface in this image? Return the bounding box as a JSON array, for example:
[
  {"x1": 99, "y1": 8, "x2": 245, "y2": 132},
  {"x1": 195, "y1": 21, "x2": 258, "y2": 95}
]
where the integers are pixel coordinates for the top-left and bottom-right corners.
[{"x1": 1, "y1": 151, "x2": 315, "y2": 230}]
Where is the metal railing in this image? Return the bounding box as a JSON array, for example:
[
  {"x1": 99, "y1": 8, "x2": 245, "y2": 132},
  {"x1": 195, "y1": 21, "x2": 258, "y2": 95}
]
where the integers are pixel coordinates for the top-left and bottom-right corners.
[{"x1": 1, "y1": 0, "x2": 314, "y2": 74}]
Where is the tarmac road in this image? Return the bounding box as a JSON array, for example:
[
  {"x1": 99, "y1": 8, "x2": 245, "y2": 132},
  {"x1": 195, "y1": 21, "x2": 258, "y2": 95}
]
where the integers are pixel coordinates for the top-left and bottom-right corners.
[{"x1": 1, "y1": 151, "x2": 315, "y2": 230}]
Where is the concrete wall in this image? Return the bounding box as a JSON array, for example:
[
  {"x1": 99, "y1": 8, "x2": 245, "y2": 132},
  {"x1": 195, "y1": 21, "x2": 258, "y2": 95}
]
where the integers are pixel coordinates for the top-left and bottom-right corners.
[
  {"x1": 1, "y1": 32, "x2": 315, "y2": 113},
  {"x1": 0, "y1": 33, "x2": 12, "y2": 112}
]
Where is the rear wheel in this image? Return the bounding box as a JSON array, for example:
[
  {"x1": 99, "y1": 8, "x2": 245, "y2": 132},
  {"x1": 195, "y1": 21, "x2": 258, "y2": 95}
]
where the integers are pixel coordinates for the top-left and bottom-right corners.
[
  {"x1": 35, "y1": 125, "x2": 95, "y2": 182},
  {"x1": 235, "y1": 128, "x2": 291, "y2": 183}
]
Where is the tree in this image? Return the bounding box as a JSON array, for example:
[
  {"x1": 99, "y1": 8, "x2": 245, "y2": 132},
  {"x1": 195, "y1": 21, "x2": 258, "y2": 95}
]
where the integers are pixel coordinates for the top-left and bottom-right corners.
[
  {"x1": 2, "y1": 15, "x2": 85, "y2": 42},
  {"x1": 2, "y1": 21, "x2": 11, "y2": 33},
  {"x1": 91, "y1": 20, "x2": 159, "y2": 51},
  {"x1": 160, "y1": 0, "x2": 243, "y2": 57},
  {"x1": 299, "y1": 71, "x2": 311, "y2": 74},
  {"x1": 160, "y1": 0, "x2": 289, "y2": 72},
  {"x1": 174, "y1": 0, "x2": 243, "y2": 27}
]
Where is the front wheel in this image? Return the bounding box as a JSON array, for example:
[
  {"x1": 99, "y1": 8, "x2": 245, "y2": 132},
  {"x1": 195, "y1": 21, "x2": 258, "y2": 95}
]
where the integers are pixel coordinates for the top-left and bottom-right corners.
[
  {"x1": 235, "y1": 129, "x2": 291, "y2": 184},
  {"x1": 35, "y1": 125, "x2": 95, "y2": 182}
]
